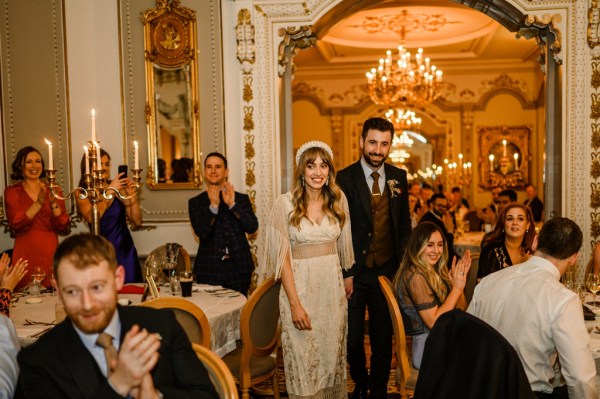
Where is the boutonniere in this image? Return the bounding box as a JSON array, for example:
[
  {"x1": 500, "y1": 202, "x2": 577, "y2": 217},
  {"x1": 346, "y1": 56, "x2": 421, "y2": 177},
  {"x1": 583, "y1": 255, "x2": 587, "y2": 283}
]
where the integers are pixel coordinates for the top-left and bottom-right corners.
[{"x1": 387, "y1": 179, "x2": 402, "y2": 198}]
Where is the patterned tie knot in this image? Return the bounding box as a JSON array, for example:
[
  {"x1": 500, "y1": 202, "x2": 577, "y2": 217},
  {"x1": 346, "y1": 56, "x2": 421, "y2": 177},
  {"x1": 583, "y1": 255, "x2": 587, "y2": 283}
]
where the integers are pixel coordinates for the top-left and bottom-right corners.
[
  {"x1": 371, "y1": 171, "x2": 381, "y2": 196},
  {"x1": 96, "y1": 332, "x2": 117, "y2": 376},
  {"x1": 96, "y1": 332, "x2": 114, "y2": 349}
]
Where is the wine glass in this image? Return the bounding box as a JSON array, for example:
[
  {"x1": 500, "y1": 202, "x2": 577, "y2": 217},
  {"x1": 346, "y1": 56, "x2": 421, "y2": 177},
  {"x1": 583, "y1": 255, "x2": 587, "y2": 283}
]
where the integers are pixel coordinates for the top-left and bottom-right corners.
[
  {"x1": 30, "y1": 267, "x2": 47, "y2": 297},
  {"x1": 586, "y1": 273, "x2": 600, "y2": 311}
]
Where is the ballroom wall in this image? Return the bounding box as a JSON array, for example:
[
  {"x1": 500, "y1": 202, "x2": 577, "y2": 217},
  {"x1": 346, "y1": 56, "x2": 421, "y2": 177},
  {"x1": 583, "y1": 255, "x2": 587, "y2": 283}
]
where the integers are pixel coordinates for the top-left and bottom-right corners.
[{"x1": 0, "y1": 0, "x2": 598, "y2": 279}]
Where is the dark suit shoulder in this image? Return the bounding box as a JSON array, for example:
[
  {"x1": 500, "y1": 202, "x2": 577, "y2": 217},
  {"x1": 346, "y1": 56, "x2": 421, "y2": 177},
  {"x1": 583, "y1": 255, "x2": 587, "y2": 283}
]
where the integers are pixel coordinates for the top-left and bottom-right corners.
[{"x1": 188, "y1": 191, "x2": 208, "y2": 205}]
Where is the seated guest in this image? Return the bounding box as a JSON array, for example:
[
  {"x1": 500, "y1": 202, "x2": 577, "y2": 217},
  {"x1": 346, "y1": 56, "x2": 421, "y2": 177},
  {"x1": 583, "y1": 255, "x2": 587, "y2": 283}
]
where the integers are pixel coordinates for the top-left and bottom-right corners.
[
  {"x1": 418, "y1": 183, "x2": 434, "y2": 218},
  {"x1": 476, "y1": 185, "x2": 502, "y2": 227},
  {"x1": 18, "y1": 233, "x2": 218, "y2": 399},
  {"x1": 0, "y1": 315, "x2": 19, "y2": 398},
  {"x1": 419, "y1": 193, "x2": 458, "y2": 269},
  {"x1": 0, "y1": 253, "x2": 28, "y2": 317},
  {"x1": 478, "y1": 203, "x2": 536, "y2": 280},
  {"x1": 497, "y1": 189, "x2": 517, "y2": 213},
  {"x1": 468, "y1": 218, "x2": 597, "y2": 398},
  {"x1": 450, "y1": 186, "x2": 469, "y2": 223},
  {"x1": 586, "y1": 241, "x2": 600, "y2": 275},
  {"x1": 409, "y1": 193, "x2": 419, "y2": 229},
  {"x1": 393, "y1": 222, "x2": 471, "y2": 369},
  {"x1": 524, "y1": 184, "x2": 544, "y2": 223}
]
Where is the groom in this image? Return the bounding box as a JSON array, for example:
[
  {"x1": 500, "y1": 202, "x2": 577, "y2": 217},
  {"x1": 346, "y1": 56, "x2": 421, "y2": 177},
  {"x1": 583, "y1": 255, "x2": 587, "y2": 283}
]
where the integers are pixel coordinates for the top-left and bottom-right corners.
[{"x1": 337, "y1": 117, "x2": 411, "y2": 399}]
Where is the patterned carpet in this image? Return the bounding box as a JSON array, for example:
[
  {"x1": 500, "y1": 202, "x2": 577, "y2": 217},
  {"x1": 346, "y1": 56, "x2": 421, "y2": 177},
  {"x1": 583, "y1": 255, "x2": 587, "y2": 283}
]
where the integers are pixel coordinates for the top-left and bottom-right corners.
[{"x1": 253, "y1": 365, "x2": 412, "y2": 398}]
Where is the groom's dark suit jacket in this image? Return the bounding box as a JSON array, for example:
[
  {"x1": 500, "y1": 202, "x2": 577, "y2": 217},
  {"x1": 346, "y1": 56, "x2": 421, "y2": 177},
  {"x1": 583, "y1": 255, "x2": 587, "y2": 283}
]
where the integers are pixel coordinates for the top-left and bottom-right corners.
[
  {"x1": 17, "y1": 305, "x2": 218, "y2": 399},
  {"x1": 336, "y1": 161, "x2": 411, "y2": 277}
]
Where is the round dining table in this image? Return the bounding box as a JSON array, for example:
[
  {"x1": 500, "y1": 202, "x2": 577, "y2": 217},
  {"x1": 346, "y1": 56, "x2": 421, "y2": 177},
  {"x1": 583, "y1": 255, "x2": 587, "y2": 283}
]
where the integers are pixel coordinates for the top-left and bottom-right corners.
[{"x1": 10, "y1": 283, "x2": 246, "y2": 358}]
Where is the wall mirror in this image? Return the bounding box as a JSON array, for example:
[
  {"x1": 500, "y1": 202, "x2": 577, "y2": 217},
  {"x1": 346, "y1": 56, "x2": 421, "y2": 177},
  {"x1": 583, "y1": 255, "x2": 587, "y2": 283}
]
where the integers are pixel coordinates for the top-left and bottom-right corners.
[{"x1": 142, "y1": 0, "x2": 202, "y2": 190}]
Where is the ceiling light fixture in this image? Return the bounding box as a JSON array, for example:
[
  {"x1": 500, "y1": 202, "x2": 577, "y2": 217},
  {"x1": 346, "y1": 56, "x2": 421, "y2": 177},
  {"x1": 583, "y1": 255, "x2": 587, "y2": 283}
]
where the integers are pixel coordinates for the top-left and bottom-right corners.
[{"x1": 365, "y1": 10, "x2": 443, "y2": 107}]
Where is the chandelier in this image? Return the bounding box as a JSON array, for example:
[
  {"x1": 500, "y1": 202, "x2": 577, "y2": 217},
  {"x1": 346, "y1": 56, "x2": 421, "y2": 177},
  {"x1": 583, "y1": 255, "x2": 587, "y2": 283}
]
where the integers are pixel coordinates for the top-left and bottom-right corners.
[
  {"x1": 365, "y1": 16, "x2": 443, "y2": 107},
  {"x1": 385, "y1": 108, "x2": 422, "y2": 133}
]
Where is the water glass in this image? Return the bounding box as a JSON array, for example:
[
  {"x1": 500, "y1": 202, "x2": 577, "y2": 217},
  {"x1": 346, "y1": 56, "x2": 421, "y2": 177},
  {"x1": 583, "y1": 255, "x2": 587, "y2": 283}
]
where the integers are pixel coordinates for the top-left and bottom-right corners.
[
  {"x1": 564, "y1": 271, "x2": 573, "y2": 290},
  {"x1": 169, "y1": 276, "x2": 182, "y2": 296}
]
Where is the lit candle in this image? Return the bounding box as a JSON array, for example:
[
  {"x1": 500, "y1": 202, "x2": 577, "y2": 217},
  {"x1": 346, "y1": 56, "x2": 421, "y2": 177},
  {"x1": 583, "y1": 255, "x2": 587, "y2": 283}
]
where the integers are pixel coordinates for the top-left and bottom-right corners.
[
  {"x1": 489, "y1": 154, "x2": 495, "y2": 171},
  {"x1": 133, "y1": 140, "x2": 139, "y2": 169},
  {"x1": 458, "y1": 153, "x2": 463, "y2": 171},
  {"x1": 95, "y1": 142, "x2": 102, "y2": 171},
  {"x1": 83, "y1": 146, "x2": 89, "y2": 174},
  {"x1": 502, "y1": 139, "x2": 507, "y2": 157},
  {"x1": 91, "y1": 109, "x2": 96, "y2": 142},
  {"x1": 44, "y1": 138, "x2": 53, "y2": 170},
  {"x1": 514, "y1": 153, "x2": 519, "y2": 171}
]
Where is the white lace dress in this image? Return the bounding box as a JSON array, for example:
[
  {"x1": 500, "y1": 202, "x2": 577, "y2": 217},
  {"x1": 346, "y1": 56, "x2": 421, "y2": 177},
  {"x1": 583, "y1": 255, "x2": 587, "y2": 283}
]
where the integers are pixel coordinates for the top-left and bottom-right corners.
[{"x1": 258, "y1": 192, "x2": 354, "y2": 399}]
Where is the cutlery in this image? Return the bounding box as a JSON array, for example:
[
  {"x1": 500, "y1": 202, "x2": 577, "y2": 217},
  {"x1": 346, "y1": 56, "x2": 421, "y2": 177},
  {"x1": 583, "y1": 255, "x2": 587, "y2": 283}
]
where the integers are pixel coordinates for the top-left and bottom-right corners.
[
  {"x1": 28, "y1": 325, "x2": 54, "y2": 338},
  {"x1": 24, "y1": 319, "x2": 55, "y2": 326}
]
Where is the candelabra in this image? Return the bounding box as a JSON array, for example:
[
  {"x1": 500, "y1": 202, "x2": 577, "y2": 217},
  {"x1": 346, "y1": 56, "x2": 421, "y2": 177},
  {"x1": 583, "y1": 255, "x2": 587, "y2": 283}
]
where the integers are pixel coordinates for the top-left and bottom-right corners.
[{"x1": 46, "y1": 141, "x2": 143, "y2": 235}]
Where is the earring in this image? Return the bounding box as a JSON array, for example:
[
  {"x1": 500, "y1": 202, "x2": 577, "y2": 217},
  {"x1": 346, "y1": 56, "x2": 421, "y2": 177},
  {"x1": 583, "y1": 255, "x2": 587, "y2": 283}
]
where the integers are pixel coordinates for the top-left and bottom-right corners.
[
  {"x1": 301, "y1": 176, "x2": 305, "y2": 187},
  {"x1": 526, "y1": 229, "x2": 529, "y2": 233},
  {"x1": 326, "y1": 178, "x2": 329, "y2": 186}
]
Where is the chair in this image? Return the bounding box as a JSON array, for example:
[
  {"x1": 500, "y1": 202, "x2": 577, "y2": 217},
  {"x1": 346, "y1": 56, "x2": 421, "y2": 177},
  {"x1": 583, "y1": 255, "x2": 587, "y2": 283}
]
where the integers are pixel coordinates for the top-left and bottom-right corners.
[
  {"x1": 413, "y1": 310, "x2": 534, "y2": 399},
  {"x1": 144, "y1": 243, "x2": 191, "y2": 275},
  {"x1": 462, "y1": 209, "x2": 482, "y2": 232},
  {"x1": 221, "y1": 278, "x2": 281, "y2": 399},
  {"x1": 464, "y1": 253, "x2": 480, "y2": 304},
  {"x1": 378, "y1": 276, "x2": 418, "y2": 398},
  {"x1": 139, "y1": 297, "x2": 211, "y2": 348},
  {"x1": 192, "y1": 343, "x2": 239, "y2": 399}
]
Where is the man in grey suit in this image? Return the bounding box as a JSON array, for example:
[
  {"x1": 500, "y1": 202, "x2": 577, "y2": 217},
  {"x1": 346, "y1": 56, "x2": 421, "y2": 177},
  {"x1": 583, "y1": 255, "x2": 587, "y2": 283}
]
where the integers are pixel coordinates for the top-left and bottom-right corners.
[{"x1": 337, "y1": 117, "x2": 411, "y2": 399}]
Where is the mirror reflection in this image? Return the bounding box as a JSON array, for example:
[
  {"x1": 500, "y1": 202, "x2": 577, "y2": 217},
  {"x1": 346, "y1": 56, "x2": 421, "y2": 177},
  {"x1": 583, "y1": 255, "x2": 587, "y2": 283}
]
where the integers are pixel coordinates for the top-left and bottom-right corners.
[
  {"x1": 143, "y1": 0, "x2": 201, "y2": 190},
  {"x1": 153, "y1": 65, "x2": 194, "y2": 183}
]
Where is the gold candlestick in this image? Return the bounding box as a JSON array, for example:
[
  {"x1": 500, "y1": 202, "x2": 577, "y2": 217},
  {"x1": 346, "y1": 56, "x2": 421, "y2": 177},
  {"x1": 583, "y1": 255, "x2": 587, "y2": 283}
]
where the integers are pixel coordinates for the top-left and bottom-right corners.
[{"x1": 46, "y1": 141, "x2": 143, "y2": 235}]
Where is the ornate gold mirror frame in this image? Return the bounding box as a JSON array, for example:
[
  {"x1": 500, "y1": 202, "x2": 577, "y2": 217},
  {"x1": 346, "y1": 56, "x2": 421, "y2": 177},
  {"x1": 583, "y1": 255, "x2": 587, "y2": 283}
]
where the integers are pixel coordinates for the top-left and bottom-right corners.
[{"x1": 142, "y1": 0, "x2": 202, "y2": 190}]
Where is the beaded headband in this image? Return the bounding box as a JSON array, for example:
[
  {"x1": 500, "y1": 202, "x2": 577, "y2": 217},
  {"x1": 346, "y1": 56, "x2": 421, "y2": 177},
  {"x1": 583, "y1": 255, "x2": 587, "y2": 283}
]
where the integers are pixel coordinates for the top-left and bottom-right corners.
[{"x1": 295, "y1": 141, "x2": 334, "y2": 166}]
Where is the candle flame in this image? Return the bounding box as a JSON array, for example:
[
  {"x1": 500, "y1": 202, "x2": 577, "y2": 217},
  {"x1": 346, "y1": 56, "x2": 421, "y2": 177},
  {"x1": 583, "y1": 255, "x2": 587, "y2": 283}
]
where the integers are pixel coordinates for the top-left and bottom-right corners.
[
  {"x1": 133, "y1": 140, "x2": 138, "y2": 148},
  {"x1": 83, "y1": 145, "x2": 88, "y2": 152},
  {"x1": 44, "y1": 138, "x2": 52, "y2": 145},
  {"x1": 489, "y1": 154, "x2": 494, "y2": 161},
  {"x1": 91, "y1": 109, "x2": 95, "y2": 117}
]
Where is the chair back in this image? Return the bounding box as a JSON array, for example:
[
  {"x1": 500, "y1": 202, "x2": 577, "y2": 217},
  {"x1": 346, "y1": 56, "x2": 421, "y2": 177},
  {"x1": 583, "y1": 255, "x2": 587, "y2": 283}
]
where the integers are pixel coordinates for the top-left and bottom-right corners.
[
  {"x1": 413, "y1": 310, "x2": 534, "y2": 399},
  {"x1": 464, "y1": 253, "x2": 480, "y2": 304},
  {"x1": 378, "y1": 276, "x2": 412, "y2": 391},
  {"x1": 241, "y1": 278, "x2": 281, "y2": 358},
  {"x1": 139, "y1": 297, "x2": 211, "y2": 348},
  {"x1": 192, "y1": 344, "x2": 239, "y2": 399},
  {"x1": 144, "y1": 244, "x2": 191, "y2": 275}
]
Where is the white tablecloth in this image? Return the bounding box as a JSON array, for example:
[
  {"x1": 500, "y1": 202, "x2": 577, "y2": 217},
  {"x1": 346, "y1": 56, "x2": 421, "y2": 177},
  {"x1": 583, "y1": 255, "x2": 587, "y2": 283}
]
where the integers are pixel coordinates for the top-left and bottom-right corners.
[
  {"x1": 10, "y1": 284, "x2": 246, "y2": 357},
  {"x1": 453, "y1": 231, "x2": 484, "y2": 257}
]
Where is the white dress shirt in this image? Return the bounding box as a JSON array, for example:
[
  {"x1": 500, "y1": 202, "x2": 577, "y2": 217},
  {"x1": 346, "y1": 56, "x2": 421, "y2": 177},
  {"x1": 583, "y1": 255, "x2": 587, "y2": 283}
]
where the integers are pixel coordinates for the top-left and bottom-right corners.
[
  {"x1": 0, "y1": 315, "x2": 19, "y2": 399},
  {"x1": 74, "y1": 310, "x2": 122, "y2": 377},
  {"x1": 468, "y1": 256, "x2": 597, "y2": 398}
]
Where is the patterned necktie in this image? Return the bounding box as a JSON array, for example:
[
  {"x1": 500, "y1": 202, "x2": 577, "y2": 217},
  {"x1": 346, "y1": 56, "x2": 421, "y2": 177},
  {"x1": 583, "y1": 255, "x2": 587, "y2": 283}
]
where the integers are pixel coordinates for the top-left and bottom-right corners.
[
  {"x1": 96, "y1": 332, "x2": 118, "y2": 376},
  {"x1": 371, "y1": 171, "x2": 381, "y2": 196}
]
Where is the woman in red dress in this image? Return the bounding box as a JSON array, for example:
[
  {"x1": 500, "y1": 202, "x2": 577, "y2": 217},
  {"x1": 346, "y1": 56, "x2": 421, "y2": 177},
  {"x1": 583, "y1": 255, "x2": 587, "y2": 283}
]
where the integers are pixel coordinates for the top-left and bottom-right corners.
[{"x1": 4, "y1": 146, "x2": 70, "y2": 289}]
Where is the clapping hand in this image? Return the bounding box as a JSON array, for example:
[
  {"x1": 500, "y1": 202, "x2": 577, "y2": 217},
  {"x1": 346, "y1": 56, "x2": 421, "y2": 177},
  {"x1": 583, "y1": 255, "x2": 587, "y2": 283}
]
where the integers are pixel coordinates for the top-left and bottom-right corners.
[
  {"x1": 449, "y1": 250, "x2": 471, "y2": 291},
  {"x1": 0, "y1": 254, "x2": 28, "y2": 292},
  {"x1": 109, "y1": 325, "x2": 161, "y2": 397},
  {"x1": 36, "y1": 183, "x2": 46, "y2": 206},
  {"x1": 221, "y1": 182, "x2": 235, "y2": 207}
]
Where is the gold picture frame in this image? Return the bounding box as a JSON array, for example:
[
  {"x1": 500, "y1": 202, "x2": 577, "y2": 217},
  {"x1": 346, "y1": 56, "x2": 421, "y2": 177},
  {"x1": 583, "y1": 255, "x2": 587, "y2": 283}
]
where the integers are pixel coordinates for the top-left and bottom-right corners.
[
  {"x1": 142, "y1": 0, "x2": 202, "y2": 190},
  {"x1": 478, "y1": 125, "x2": 531, "y2": 189}
]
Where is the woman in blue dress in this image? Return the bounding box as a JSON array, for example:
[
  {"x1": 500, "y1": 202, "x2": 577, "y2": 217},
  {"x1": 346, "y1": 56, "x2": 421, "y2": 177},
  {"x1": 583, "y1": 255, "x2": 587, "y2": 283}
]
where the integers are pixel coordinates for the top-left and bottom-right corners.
[{"x1": 76, "y1": 149, "x2": 142, "y2": 282}]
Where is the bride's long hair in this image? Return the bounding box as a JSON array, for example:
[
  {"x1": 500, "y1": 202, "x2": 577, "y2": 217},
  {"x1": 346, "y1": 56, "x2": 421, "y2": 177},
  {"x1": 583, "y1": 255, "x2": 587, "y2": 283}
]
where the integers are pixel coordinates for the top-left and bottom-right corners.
[{"x1": 289, "y1": 147, "x2": 346, "y2": 229}]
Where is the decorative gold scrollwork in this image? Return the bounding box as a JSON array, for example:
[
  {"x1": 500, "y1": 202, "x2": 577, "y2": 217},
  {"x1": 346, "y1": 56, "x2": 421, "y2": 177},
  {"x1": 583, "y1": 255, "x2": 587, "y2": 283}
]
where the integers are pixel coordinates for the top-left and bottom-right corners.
[
  {"x1": 592, "y1": 93, "x2": 600, "y2": 119},
  {"x1": 592, "y1": 182, "x2": 600, "y2": 208},
  {"x1": 277, "y1": 25, "x2": 317, "y2": 77},
  {"x1": 591, "y1": 212, "x2": 600, "y2": 237}
]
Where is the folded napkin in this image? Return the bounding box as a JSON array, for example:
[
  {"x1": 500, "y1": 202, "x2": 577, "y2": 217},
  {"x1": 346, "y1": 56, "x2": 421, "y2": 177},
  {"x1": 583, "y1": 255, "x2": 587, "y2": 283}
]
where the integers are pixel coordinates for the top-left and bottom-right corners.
[
  {"x1": 194, "y1": 284, "x2": 223, "y2": 292},
  {"x1": 118, "y1": 285, "x2": 146, "y2": 294}
]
